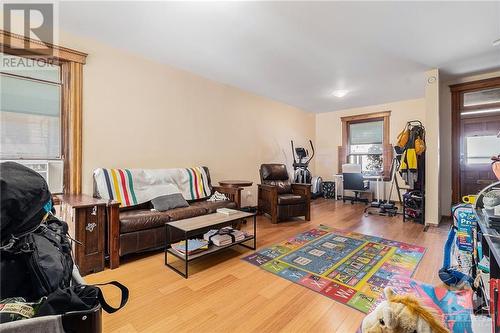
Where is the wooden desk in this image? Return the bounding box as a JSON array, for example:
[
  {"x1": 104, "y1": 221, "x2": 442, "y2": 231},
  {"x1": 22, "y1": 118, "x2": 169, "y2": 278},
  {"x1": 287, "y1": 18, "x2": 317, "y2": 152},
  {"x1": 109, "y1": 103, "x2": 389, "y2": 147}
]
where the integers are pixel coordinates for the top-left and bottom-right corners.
[{"x1": 333, "y1": 174, "x2": 385, "y2": 202}]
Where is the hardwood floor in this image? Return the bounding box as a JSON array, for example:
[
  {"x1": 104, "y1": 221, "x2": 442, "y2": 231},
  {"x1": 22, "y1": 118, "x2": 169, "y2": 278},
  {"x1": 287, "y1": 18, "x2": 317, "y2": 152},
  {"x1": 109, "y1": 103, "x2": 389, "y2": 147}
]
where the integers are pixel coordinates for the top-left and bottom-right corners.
[{"x1": 85, "y1": 199, "x2": 449, "y2": 333}]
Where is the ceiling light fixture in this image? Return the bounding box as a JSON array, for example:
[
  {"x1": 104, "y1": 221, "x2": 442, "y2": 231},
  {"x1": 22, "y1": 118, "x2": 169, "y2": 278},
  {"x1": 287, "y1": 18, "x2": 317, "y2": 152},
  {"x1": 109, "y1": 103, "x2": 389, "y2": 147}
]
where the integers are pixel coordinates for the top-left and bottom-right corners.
[{"x1": 332, "y1": 90, "x2": 349, "y2": 98}]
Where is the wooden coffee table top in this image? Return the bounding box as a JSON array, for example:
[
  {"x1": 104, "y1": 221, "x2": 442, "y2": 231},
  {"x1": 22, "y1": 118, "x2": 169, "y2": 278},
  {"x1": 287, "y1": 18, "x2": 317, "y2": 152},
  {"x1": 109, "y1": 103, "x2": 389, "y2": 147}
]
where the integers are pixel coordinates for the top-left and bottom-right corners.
[
  {"x1": 167, "y1": 211, "x2": 256, "y2": 232},
  {"x1": 218, "y1": 180, "x2": 253, "y2": 187}
]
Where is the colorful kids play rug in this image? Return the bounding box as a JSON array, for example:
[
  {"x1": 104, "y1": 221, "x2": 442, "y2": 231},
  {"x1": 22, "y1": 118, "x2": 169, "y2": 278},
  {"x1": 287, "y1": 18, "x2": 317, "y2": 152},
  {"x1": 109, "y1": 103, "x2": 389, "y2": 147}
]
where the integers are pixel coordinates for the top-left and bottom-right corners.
[{"x1": 243, "y1": 225, "x2": 426, "y2": 313}]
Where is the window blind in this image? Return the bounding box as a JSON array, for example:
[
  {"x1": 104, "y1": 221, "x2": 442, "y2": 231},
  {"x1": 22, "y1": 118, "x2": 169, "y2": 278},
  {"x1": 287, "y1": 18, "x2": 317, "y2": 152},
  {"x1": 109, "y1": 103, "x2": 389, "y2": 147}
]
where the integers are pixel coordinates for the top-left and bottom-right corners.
[
  {"x1": 349, "y1": 120, "x2": 383, "y2": 154},
  {"x1": 0, "y1": 54, "x2": 61, "y2": 160},
  {"x1": 349, "y1": 120, "x2": 383, "y2": 145}
]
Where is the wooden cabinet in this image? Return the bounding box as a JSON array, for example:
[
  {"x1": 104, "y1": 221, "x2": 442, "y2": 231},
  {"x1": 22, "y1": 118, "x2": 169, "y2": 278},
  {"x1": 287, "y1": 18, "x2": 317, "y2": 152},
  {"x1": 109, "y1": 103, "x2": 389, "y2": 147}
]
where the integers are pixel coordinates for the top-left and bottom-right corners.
[{"x1": 58, "y1": 194, "x2": 107, "y2": 276}]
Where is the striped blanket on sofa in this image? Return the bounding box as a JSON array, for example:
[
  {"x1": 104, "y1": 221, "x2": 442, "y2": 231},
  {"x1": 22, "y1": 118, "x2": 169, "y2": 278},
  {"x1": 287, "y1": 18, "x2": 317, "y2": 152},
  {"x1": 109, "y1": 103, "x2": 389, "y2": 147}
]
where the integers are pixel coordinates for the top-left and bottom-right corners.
[{"x1": 93, "y1": 166, "x2": 211, "y2": 207}]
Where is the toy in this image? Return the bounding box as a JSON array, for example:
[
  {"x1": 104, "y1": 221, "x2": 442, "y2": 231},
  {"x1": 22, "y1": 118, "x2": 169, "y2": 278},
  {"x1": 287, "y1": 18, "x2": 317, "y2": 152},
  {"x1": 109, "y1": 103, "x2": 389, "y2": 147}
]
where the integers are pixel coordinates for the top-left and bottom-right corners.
[
  {"x1": 361, "y1": 287, "x2": 449, "y2": 333},
  {"x1": 438, "y1": 204, "x2": 476, "y2": 288}
]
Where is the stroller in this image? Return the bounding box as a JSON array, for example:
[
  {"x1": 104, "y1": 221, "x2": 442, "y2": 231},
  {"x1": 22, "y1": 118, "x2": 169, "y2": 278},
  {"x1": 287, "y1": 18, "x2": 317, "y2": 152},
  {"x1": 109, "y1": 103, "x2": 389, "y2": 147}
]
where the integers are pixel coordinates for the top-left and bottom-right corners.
[{"x1": 0, "y1": 162, "x2": 128, "y2": 333}]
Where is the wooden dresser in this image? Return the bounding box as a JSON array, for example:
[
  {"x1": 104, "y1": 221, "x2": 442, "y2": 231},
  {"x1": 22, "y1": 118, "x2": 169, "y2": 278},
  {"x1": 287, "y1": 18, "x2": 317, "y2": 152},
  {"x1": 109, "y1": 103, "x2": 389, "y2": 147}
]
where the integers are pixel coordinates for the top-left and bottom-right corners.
[{"x1": 58, "y1": 194, "x2": 108, "y2": 276}]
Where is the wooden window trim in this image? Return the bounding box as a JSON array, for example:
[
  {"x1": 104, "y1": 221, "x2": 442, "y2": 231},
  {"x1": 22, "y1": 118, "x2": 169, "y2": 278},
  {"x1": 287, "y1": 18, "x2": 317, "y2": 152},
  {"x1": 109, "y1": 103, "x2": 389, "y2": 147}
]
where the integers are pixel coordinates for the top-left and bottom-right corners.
[
  {"x1": 339, "y1": 111, "x2": 392, "y2": 180},
  {"x1": 1, "y1": 30, "x2": 87, "y2": 64},
  {"x1": 1, "y1": 29, "x2": 87, "y2": 194},
  {"x1": 449, "y1": 76, "x2": 500, "y2": 204}
]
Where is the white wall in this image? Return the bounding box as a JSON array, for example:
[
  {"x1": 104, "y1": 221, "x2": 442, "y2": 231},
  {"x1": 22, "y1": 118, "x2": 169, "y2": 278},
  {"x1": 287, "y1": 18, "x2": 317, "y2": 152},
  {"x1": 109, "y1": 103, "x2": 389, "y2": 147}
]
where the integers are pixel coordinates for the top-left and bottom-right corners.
[
  {"x1": 58, "y1": 32, "x2": 316, "y2": 206},
  {"x1": 439, "y1": 70, "x2": 500, "y2": 216},
  {"x1": 43, "y1": 29, "x2": 499, "y2": 221},
  {"x1": 424, "y1": 69, "x2": 440, "y2": 225},
  {"x1": 315, "y1": 98, "x2": 426, "y2": 177},
  {"x1": 315, "y1": 79, "x2": 442, "y2": 227},
  {"x1": 315, "y1": 98, "x2": 426, "y2": 201}
]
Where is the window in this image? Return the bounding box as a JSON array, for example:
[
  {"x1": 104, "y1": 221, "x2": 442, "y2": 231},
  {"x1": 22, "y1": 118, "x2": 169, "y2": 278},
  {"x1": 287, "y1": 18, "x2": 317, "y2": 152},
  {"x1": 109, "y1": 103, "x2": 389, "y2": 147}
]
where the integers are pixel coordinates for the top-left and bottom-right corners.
[
  {"x1": 339, "y1": 111, "x2": 392, "y2": 179},
  {"x1": 348, "y1": 120, "x2": 383, "y2": 174},
  {"x1": 465, "y1": 135, "x2": 500, "y2": 164},
  {"x1": 1, "y1": 53, "x2": 62, "y2": 159},
  {"x1": 0, "y1": 29, "x2": 87, "y2": 194},
  {"x1": 463, "y1": 87, "x2": 500, "y2": 107}
]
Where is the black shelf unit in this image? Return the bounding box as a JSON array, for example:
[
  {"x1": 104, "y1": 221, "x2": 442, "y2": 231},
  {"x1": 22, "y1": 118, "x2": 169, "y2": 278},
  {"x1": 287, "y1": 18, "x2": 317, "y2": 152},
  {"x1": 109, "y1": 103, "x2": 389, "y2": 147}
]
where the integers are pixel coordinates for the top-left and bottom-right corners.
[
  {"x1": 402, "y1": 151, "x2": 426, "y2": 225},
  {"x1": 402, "y1": 190, "x2": 425, "y2": 224},
  {"x1": 475, "y1": 207, "x2": 500, "y2": 333}
]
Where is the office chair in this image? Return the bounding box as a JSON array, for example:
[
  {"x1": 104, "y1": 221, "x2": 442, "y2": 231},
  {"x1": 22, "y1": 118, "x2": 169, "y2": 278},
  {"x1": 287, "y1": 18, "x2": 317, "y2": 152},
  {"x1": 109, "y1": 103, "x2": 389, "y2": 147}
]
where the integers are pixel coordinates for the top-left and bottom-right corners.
[{"x1": 342, "y1": 164, "x2": 370, "y2": 204}]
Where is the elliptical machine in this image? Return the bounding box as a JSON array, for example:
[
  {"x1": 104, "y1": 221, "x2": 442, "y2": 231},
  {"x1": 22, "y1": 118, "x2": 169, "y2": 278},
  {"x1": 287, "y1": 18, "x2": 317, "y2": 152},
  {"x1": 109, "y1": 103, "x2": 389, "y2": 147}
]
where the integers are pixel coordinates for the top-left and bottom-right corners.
[
  {"x1": 291, "y1": 140, "x2": 314, "y2": 183},
  {"x1": 291, "y1": 140, "x2": 323, "y2": 198}
]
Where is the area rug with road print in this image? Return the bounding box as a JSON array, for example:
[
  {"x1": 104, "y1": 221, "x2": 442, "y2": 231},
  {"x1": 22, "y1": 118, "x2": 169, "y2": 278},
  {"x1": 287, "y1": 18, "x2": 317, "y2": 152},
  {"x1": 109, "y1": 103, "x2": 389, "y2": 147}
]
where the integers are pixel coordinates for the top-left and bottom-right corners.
[{"x1": 242, "y1": 225, "x2": 426, "y2": 313}]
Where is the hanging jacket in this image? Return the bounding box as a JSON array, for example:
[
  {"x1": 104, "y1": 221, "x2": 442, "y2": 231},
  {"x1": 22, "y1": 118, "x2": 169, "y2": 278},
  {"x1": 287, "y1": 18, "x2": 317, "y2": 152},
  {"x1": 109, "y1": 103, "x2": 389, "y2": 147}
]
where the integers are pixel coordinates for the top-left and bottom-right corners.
[{"x1": 398, "y1": 123, "x2": 425, "y2": 188}]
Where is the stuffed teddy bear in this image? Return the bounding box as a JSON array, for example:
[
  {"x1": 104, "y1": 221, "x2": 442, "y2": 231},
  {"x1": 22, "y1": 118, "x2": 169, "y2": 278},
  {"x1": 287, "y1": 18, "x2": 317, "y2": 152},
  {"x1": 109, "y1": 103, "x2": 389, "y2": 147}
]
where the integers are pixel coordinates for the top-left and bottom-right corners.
[{"x1": 361, "y1": 287, "x2": 449, "y2": 333}]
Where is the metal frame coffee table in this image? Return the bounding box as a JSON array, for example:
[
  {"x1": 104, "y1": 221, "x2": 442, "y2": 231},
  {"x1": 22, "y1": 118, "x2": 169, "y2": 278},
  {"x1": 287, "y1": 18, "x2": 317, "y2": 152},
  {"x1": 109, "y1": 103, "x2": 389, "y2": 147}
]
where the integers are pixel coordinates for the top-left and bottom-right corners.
[{"x1": 164, "y1": 210, "x2": 257, "y2": 278}]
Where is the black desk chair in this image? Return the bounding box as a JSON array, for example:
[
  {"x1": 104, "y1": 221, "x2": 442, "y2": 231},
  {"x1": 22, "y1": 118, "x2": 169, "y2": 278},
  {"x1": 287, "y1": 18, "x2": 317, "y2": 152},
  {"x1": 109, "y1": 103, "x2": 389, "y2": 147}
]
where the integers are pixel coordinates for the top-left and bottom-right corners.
[{"x1": 342, "y1": 164, "x2": 370, "y2": 204}]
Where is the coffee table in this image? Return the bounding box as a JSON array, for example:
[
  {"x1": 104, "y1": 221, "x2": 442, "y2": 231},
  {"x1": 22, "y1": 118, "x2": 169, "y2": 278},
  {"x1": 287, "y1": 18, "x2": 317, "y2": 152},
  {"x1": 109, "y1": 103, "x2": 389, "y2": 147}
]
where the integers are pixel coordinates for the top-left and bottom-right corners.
[{"x1": 164, "y1": 211, "x2": 257, "y2": 278}]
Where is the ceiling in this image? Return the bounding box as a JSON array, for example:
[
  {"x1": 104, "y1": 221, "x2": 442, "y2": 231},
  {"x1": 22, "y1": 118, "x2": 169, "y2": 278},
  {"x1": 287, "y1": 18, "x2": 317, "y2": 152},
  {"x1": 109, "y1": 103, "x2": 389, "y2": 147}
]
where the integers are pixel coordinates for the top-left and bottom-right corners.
[{"x1": 59, "y1": 1, "x2": 500, "y2": 113}]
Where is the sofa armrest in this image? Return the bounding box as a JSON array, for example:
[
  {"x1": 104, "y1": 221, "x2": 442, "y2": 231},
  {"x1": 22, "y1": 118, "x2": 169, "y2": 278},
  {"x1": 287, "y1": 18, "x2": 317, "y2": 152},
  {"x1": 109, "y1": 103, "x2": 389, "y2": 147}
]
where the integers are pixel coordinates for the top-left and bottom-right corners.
[
  {"x1": 106, "y1": 200, "x2": 121, "y2": 269},
  {"x1": 212, "y1": 185, "x2": 243, "y2": 208}
]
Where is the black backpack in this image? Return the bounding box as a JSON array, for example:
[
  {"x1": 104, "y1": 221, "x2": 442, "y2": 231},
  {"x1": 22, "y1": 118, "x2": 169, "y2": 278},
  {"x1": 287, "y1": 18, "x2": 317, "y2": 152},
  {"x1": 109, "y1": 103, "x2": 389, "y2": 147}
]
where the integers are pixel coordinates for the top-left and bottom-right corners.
[
  {"x1": 0, "y1": 162, "x2": 74, "y2": 301},
  {"x1": 1, "y1": 162, "x2": 52, "y2": 243}
]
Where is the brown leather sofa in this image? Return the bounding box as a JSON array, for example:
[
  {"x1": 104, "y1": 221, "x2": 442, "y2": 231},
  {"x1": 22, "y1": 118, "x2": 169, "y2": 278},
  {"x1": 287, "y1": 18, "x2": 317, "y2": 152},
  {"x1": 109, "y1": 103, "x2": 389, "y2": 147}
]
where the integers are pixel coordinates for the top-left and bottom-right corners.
[
  {"x1": 257, "y1": 164, "x2": 311, "y2": 224},
  {"x1": 98, "y1": 167, "x2": 242, "y2": 268}
]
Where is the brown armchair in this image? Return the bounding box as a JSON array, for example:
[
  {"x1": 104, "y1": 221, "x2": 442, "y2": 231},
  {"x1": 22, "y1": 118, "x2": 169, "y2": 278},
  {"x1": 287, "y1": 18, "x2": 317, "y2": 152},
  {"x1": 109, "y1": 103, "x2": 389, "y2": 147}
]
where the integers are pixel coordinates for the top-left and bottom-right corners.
[{"x1": 257, "y1": 164, "x2": 311, "y2": 224}]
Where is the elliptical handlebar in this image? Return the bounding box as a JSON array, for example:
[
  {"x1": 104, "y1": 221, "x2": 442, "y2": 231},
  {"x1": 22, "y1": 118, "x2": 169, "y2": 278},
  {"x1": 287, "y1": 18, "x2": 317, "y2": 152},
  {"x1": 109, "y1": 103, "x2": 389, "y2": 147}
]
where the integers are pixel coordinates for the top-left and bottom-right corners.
[
  {"x1": 307, "y1": 140, "x2": 315, "y2": 163},
  {"x1": 291, "y1": 139, "x2": 315, "y2": 165}
]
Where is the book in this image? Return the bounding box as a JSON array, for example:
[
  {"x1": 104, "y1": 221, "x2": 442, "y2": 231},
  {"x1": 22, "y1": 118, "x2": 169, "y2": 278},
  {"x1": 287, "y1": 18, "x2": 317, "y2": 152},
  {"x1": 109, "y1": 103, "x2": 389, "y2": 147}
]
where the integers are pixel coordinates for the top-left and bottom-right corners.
[
  {"x1": 171, "y1": 239, "x2": 208, "y2": 255},
  {"x1": 216, "y1": 208, "x2": 239, "y2": 215},
  {"x1": 203, "y1": 227, "x2": 248, "y2": 246},
  {"x1": 209, "y1": 235, "x2": 232, "y2": 246}
]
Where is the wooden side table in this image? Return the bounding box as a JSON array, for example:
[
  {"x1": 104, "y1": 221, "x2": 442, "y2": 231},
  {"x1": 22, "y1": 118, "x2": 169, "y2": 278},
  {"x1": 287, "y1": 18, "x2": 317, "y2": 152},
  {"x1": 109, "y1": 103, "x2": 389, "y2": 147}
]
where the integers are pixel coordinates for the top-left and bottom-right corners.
[
  {"x1": 219, "y1": 180, "x2": 255, "y2": 213},
  {"x1": 58, "y1": 194, "x2": 108, "y2": 276},
  {"x1": 218, "y1": 180, "x2": 253, "y2": 188}
]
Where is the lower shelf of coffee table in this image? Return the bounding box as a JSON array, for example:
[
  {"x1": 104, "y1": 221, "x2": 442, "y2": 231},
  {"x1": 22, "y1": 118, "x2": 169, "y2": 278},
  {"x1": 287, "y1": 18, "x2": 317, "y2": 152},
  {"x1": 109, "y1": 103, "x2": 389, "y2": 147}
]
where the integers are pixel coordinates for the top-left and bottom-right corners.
[{"x1": 166, "y1": 235, "x2": 255, "y2": 262}]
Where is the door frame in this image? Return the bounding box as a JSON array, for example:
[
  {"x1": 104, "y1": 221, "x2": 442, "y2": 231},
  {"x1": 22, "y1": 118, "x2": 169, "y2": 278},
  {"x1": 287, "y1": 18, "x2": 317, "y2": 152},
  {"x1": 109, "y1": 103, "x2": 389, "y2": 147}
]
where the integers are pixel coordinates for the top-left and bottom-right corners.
[{"x1": 450, "y1": 76, "x2": 500, "y2": 203}]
